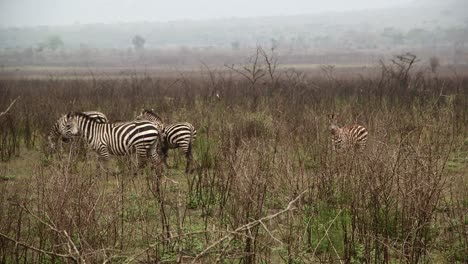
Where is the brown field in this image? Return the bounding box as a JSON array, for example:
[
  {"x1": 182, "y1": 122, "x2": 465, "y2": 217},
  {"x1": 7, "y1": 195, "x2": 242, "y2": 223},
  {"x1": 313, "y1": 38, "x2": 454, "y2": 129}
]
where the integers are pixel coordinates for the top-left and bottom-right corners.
[
  {"x1": 2, "y1": 63, "x2": 468, "y2": 80},
  {"x1": 0, "y1": 55, "x2": 467, "y2": 263}
]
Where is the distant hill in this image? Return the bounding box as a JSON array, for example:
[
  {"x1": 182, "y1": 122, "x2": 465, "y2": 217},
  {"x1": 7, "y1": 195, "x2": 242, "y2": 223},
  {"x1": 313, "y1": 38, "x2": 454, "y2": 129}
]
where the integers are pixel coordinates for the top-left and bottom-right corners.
[{"x1": 0, "y1": 1, "x2": 466, "y2": 54}]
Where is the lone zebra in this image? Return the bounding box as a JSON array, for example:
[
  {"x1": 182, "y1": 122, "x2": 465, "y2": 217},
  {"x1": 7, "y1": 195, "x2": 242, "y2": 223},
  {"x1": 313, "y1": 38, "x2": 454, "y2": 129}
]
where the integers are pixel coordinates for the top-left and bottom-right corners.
[
  {"x1": 328, "y1": 113, "x2": 368, "y2": 151},
  {"x1": 48, "y1": 111, "x2": 108, "y2": 149},
  {"x1": 136, "y1": 109, "x2": 197, "y2": 172},
  {"x1": 63, "y1": 112, "x2": 161, "y2": 169}
]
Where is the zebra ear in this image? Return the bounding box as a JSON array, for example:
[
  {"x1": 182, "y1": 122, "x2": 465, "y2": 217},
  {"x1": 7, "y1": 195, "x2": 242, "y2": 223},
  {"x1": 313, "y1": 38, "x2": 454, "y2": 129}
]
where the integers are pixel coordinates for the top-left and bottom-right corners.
[
  {"x1": 67, "y1": 112, "x2": 79, "y2": 119},
  {"x1": 328, "y1": 113, "x2": 339, "y2": 124}
]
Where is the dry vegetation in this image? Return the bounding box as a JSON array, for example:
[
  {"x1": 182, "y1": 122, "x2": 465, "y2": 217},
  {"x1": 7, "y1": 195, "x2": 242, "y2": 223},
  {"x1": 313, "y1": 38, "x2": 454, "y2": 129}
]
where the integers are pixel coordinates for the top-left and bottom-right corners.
[{"x1": 0, "y1": 51, "x2": 467, "y2": 263}]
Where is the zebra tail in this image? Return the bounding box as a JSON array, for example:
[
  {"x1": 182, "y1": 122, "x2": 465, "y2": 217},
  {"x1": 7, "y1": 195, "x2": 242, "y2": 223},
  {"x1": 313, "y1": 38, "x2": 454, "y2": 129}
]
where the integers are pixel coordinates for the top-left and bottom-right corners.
[
  {"x1": 189, "y1": 127, "x2": 196, "y2": 151},
  {"x1": 148, "y1": 135, "x2": 161, "y2": 161}
]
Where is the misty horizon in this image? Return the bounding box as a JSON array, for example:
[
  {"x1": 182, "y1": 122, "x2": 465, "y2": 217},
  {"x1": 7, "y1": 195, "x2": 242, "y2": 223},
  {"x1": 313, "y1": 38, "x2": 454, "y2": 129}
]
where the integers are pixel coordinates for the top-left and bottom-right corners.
[
  {"x1": 0, "y1": 0, "x2": 466, "y2": 68},
  {"x1": 0, "y1": 0, "x2": 419, "y2": 27}
]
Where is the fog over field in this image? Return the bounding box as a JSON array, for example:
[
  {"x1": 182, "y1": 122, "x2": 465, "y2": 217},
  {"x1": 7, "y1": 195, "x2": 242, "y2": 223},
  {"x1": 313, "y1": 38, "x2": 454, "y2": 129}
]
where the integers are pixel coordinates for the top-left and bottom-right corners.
[
  {"x1": 0, "y1": 0, "x2": 466, "y2": 70},
  {"x1": 1, "y1": 0, "x2": 414, "y2": 26}
]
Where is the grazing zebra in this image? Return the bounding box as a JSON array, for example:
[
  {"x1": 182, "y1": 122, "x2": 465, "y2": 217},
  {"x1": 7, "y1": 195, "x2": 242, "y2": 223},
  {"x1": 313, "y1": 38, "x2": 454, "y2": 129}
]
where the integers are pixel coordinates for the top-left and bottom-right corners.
[
  {"x1": 136, "y1": 109, "x2": 197, "y2": 172},
  {"x1": 135, "y1": 109, "x2": 165, "y2": 132},
  {"x1": 328, "y1": 114, "x2": 368, "y2": 151},
  {"x1": 63, "y1": 112, "x2": 161, "y2": 169},
  {"x1": 48, "y1": 111, "x2": 108, "y2": 149}
]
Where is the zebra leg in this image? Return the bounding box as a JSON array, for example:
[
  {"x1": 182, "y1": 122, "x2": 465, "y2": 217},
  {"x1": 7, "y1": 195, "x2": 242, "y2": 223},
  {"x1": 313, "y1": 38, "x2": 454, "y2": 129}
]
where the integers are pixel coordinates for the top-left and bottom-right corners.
[
  {"x1": 136, "y1": 147, "x2": 148, "y2": 169},
  {"x1": 137, "y1": 157, "x2": 148, "y2": 169},
  {"x1": 136, "y1": 146, "x2": 153, "y2": 176},
  {"x1": 97, "y1": 148, "x2": 111, "y2": 179},
  {"x1": 161, "y1": 147, "x2": 170, "y2": 168},
  {"x1": 185, "y1": 144, "x2": 194, "y2": 173},
  {"x1": 145, "y1": 146, "x2": 163, "y2": 197},
  {"x1": 135, "y1": 156, "x2": 148, "y2": 177}
]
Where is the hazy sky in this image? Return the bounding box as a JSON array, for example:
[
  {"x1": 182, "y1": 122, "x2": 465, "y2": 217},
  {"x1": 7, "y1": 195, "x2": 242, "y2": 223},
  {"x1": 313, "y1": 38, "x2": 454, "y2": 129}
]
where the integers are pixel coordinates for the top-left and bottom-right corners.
[{"x1": 0, "y1": 0, "x2": 414, "y2": 27}]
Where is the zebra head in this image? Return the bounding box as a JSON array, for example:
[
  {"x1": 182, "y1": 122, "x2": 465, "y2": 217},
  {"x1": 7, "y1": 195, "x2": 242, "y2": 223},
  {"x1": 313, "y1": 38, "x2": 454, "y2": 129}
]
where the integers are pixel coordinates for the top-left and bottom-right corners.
[
  {"x1": 328, "y1": 113, "x2": 340, "y2": 135},
  {"x1": 139, "y1": 109, "x2": 163, "y2": 120},
  {"x1": 137, "y1": 108, "x2": 165, "y2": 132},
  {"x1": 62, "y1": 112, "x2": 81, "y2": 138}
]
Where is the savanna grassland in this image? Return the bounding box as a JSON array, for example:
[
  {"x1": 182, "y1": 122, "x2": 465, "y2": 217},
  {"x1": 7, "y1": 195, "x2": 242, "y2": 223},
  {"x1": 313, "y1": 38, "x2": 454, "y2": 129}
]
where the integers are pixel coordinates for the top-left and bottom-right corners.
[{"x1": 0, "y1": 53, "x2": 467, "y2": 263}]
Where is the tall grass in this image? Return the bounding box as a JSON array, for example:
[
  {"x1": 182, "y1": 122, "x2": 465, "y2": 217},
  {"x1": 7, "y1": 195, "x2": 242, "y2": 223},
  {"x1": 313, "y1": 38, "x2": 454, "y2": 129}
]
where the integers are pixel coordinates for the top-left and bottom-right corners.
[{"x1": 0, "y1": 58, "x2": 466, "y2": 263}]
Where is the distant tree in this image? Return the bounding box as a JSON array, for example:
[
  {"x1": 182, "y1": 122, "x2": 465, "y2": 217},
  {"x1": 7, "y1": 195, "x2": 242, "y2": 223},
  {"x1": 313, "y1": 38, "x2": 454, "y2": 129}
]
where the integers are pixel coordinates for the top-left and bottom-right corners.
[
  {"x1": 178, "y1": 45, "x2": 191, "y2": 55},
  {"x1": 444, "y1": 27, "x2": 468, "y2": 47},
  {"x1": 270, "y1": 38, "x2": 279, "y2": 50},
  {"x1": 35, "y1": 43, "x2": 45, "y2": 52},
  {"x1": 382, "y1": 27, "x2": 405, "y2": 45},
  {"x1": 79, "y1": 43, "x2": 90, "y2": 55},
  {"x1": 295, "y1": 35, "x2": 310, "y2": 53},
  {"x1": 132, "y1": 35, "x2": 146, "y2": 51},
  {"x1": 22, "y1": 47, "x2": 34, "y2": 58},
  {"x1": 231, "y1": 41, "x2": 240, "y2": 51},
  {"x1": 18, "y1": 47, "x2": 34, "y2": 63},
  {"x1": 407, "y1": 28, "x2": 432, "y2": 46},
  {"x1": 453, "y1": 48, "x2": 463, "y2": 64},
  {"x1": 46, "y1": 35, "x2": 64, "y2": 51},
  {"x1": 429, "y1": 56, "x2": 440, "y2": 73}
]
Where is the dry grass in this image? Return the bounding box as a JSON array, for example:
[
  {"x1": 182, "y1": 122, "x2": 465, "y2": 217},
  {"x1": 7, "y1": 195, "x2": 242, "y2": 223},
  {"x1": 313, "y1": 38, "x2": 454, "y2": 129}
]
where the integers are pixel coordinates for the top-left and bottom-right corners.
[{"x1": 0, "y1": 55, "x2": 467, "y2": 263}]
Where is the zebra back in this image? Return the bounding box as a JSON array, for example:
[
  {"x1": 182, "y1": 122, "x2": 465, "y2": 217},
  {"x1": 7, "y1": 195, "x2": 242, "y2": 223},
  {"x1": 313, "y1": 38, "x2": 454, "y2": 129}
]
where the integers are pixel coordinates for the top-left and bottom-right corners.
[
  {"x1": 81, "y1": 111, "x2": 109, "y2": 123},
  {"x1": 162, "y1": 122, "x2": 197, "y2": 151},
  {"x1": 65, "y1": 112, "x2": 160, "y2": 158}
]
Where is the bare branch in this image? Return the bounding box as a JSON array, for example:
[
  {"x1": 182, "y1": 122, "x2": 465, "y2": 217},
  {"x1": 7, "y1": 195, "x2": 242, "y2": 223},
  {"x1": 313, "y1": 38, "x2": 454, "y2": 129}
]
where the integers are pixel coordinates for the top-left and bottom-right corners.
[
  {"x1": 259, "y1": 46, "x2": 279, "y2": 82},
  {"x1": 10, "y1": 203, "x2": 86, "y2": 263},
  {"x1": 0, "y1": 232, "x2": 78, "y2": 262},
  {"x1": 191, "y1": 190, "x2": 307, "y2": 263},
  {"x1": 0, "y1": 96, "x2": 20, "y2": 118},
  {"x1": 312, "y1": 209, "x2": 342, "y2": 258}
]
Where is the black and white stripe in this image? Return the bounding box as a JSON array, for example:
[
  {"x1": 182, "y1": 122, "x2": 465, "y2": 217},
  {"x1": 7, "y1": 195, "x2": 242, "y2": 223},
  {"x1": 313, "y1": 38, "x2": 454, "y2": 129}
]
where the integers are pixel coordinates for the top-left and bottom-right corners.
[
  {"x1": 135, "y1": 109, "x2": 165, "y2": 132},
  {"x1": 137, "y1": 109, "x2": 197, "y2": 172},
  {"x1": 64, "y1": 112, "x2": 160, "y2": 167},
  {"x1": 48, "y1": 111, "x2": 108, "y2": 148},
  {"x1": 328, "y1": 114, "x2": 368, "y2": 151}
]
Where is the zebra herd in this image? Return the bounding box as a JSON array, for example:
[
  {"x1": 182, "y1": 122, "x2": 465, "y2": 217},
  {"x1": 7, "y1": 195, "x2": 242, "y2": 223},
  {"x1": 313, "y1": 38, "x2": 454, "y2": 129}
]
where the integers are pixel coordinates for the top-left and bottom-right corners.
[
  {"x1": 48, "y1": 110, "x2": 367, "y2": 173},
  {"x1": 48, "y1": 109, "x2": 197, "y2": 173}
]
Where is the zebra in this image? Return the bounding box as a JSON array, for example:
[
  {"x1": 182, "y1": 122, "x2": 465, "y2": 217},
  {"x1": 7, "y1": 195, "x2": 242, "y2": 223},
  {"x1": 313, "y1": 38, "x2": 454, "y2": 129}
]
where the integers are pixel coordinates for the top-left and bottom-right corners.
[
  {"x1": 135, "y1": 109, "x2": 165, "y2": 132},
  {"x1": 136, "y1": 109, "x2": 197, "y2": 172},
  {"x1": 63, "y1": 112, "x2": 161, "y2": 169},
  {"x1": 48, "y1": 111, "x2": 108, "y2": 149},
  {"x1": 328, "y1": 113, "x2": 368, "y2": 151}
]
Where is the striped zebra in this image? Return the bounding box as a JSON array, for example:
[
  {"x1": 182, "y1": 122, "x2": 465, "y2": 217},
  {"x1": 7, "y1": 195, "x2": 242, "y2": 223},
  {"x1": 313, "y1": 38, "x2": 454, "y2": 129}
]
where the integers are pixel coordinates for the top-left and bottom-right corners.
[
  {"x1": 135, "y1": 109, "x2": 165, "y2": 132},
  {"x1": 136, "y1": 109, "x2": 197, "y2": 172},
  {"x1": 48, "y1": 111, "x2": 108, "y2": 149},
  {"x1": 63, "y1": 112, "x2": 161, "y2": 169},
  {"x1": 328, "y1": 114, "x2": 368, "y2": 151}
]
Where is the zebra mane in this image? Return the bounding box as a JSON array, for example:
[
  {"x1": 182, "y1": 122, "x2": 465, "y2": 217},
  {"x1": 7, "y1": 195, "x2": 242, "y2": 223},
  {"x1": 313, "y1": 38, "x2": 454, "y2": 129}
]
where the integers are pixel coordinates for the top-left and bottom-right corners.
[
  {"x1": 67, "y1": 112, "x2": 99, "y2": 122},
  {"x1": 140, "y1": 109, "x2": 163, "y2": 123}
]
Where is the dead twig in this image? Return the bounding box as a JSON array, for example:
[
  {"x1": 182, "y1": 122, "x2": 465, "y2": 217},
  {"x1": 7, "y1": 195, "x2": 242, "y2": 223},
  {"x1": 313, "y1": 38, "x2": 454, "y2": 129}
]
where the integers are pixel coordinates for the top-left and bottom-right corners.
[
  {"x1": 191, "y1": 190, "x2": 307, "y2": 263},
  {"x1": 10, "y1": 203, "x2": 86, "y2": 263},
  {"x1": 0, "y1": 232, "x2": 79, "y2": 263},
  {"x1": 312, "y1": 209, "x2": 342, "y2": 259},
  {"x1": 0, "y1": 96, "x2": 20, "y2": 118}
]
